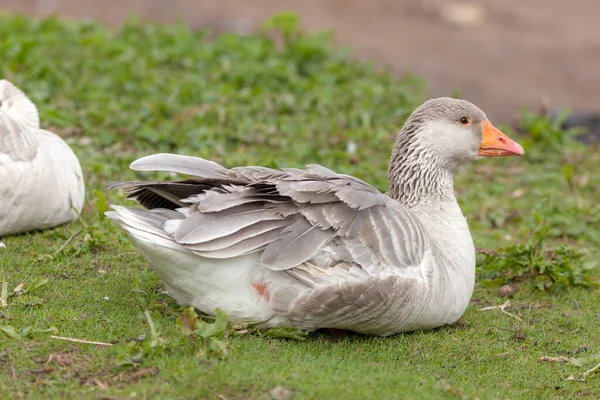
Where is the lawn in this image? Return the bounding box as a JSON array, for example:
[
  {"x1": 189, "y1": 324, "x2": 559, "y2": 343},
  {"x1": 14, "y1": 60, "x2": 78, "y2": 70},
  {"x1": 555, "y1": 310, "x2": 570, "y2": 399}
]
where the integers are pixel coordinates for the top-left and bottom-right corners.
[{"x1": 1, "y1": 12, "x2": 599, "y2": 399}]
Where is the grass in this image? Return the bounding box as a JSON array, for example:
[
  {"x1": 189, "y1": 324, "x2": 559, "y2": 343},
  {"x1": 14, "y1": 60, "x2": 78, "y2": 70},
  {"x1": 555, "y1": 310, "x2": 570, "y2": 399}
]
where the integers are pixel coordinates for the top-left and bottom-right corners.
[{"x1": 1, "y1": 12, "x2": 599, "y2": 399}]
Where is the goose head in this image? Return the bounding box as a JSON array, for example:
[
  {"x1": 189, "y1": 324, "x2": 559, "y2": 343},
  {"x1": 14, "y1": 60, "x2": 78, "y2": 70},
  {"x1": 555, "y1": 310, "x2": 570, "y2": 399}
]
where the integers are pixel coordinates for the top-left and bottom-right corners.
[
  {"x1": 388, "y1": 97, "x2": 524, "y2": 205},
  {"x1": 0, "y1": 80, "x2": 40, "y2": 130}
]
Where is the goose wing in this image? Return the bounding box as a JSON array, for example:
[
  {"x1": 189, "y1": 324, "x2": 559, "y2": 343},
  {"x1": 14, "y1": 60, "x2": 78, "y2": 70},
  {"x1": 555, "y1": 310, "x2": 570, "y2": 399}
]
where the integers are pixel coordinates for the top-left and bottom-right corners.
[{"x1": 110, "y1": 153, "x2": 428, "y2": 273}]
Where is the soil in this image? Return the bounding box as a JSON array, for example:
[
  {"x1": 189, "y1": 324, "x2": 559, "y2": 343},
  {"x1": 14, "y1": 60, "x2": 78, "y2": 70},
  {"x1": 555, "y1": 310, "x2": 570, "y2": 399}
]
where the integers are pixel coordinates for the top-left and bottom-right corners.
[{"x1": 3, "y1": 0, "x2": 600, "y2": 123}]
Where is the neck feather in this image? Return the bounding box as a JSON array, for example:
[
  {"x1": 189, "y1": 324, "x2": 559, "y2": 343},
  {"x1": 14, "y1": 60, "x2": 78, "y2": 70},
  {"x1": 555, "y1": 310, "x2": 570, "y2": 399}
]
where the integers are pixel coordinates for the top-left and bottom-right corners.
[{"x1": 387, "y1": 124, "x2": 455, "y2": 208}]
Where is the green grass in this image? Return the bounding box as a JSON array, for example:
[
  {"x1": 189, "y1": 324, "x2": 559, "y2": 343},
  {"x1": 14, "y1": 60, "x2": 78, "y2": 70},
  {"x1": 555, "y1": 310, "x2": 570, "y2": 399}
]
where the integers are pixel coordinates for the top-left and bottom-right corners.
[{"x1": 1, "y1": 12, "x2": 599, "y2": 399}]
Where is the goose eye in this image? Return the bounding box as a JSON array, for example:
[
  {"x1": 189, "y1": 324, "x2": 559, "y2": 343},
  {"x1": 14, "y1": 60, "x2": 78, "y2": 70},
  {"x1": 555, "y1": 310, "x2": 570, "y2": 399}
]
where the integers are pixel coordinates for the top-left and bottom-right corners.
[{"x1": 459, "y1": 117, "x2": 470, "y2": 126}]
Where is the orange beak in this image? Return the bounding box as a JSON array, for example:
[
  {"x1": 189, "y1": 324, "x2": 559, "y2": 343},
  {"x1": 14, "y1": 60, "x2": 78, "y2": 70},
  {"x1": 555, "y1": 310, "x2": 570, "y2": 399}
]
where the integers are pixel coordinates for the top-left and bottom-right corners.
[{"x1": 478, "y1": 120, "x2": 525, "y2": 157}]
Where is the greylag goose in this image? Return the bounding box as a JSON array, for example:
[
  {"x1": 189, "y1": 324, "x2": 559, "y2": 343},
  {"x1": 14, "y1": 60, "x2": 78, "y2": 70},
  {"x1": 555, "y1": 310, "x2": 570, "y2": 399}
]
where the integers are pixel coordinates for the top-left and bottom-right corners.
[
  {"x1": 0, "y1": 80, "x2": 85, "y2": 248},
  {"x1": 107, "y1": 97, "x2": 524, "y2": 336}
]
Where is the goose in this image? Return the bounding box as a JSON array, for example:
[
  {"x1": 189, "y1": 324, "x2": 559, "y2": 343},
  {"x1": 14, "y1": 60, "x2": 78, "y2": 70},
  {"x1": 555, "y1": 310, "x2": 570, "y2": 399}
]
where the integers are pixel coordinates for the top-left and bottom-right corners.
[
  {"x1": 0, "y1": 80, "x2": 85, "y2": 248},
  {"x1": 107, "y1": 97, "x2": 524, "y2": 336}
]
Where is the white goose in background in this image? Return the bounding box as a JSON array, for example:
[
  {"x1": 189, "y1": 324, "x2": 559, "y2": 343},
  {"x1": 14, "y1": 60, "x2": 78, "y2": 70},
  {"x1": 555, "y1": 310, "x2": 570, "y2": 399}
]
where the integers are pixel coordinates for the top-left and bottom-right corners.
[
  {"x1": 0, "y1": 80, "x2": 85, "y2": 248},
  {"x1": 108, "y1": 97, "x2": 524, "y2": 336}
]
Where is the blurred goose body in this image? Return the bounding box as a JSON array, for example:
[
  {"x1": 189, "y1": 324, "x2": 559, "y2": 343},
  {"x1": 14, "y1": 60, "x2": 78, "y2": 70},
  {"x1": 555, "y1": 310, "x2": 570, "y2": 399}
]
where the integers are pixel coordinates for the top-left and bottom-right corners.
[
  {"x1": 107, "y1": 97, "x2": 524, "y2": 336},
  {"x1": 0, "y1": 80, "x2": 85, "y2": 247}
]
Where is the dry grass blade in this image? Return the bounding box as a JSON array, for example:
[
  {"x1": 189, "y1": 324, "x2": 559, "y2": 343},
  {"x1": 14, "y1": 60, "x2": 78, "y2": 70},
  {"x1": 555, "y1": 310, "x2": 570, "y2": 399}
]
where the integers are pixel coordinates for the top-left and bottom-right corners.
[
  {"x1": 12, "y1": 282, "x2": 24, "y2": 294},
  {"x1": 0, "y1": 274, "x2": 8, "y2": 308},
  {"x1": 540, "y1": 355, "x2": 570, "y2": 363},
  {"x1": 567, "y1": 361, "x2": 600, "y2": 382},
  {"x1": 479, "y1": 300, "x2": 523, "y2": 322},
  {"x1": 50, "y1": 335, "x2": 113, "y2": 346},
  {"x1": 583, "y1": 362, "x2": 600, "y2": 380}
]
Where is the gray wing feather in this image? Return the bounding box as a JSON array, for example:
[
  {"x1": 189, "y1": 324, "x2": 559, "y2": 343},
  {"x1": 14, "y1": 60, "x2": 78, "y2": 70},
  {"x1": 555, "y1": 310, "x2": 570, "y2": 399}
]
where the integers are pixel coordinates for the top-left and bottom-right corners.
[
  {"x1": 288, "y1": 181, "x2": 332, "y2": 192},
  {"x1": 322, "y1": 203, "x2": 357, "y2": 228},
  {"x1": 359, "y1": 208, "x2": 401, "y2": 266},
  {"x1": 173, "y1": 204, "x2": 285, "y2": 244},
  {"x1": 131, "y1": 153, "x2": 230, "y2": 179},
  {"x1": 198, "y1": 189, "x2": 286, "y2": 213},
  {"x1": 187, "y1": 219, "x2": 289, "y2": 252},
  {"x1": 192, "y1": 228, "x2": 284, "y2": 259},
  {"x1": 198, "y1": 191, "x2": 262, "y2": 212},
  {"x1": 261, "y1": 219, "x2": 335, "y2": 270},
  {"x1": 231, "y1": 166, "x2": 288, "y2": 181},
  {"x1": 299, "y1": 204, "x2": 332, "y2": 230},
  {"x1": 333, "y1": 183, "x2": 387, "y2": 210},
  {"x1": 305, "y1": 164, "x2": 338, "y2": 178},
  {"x1": 276, "y1": 184, "x2": 339, "y2": 204}
]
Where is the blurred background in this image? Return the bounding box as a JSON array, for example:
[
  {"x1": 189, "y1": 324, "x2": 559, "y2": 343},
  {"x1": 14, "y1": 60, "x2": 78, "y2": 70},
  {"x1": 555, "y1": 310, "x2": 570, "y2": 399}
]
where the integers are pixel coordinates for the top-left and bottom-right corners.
[{"x1": 2, "y1": 0, "x2": 599, "y2": 123}]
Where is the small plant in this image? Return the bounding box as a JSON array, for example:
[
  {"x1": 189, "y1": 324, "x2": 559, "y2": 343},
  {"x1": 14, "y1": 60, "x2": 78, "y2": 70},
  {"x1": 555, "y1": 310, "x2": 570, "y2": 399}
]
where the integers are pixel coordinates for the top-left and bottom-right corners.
[
  {"x1": 0, "y1": 325, "x2": 58, "y2": 340},
  {"x1": 567, "y1": 352, "x2": 600, "y2": 382},
  {"x1": 476, "y1": 201, "x2": 598, "y2": 292},
  {"x1": 115, "y1": 288, "x2": 168, "y2": 367},
  {"x1": 177, "y1": 307, "x2": 230, "y2": 360},
  {"x1": 0, "y1": 276, "x2": 57, "y2": 339},
  {"x1": 232, "y1": 321, "x2": 308, "y2": 341},
  {"x1": 262, "y1": 12, "x2": 302, "y2": 46},
  {"x1": 261, "y1": 326, "x2": 308, "y2": 341},
  {"x1": 0, "y1": 276, "x2": 49, "y2": 308},
  {"x1": 519, "y1": 110, "x2": 586, "y2": 159}
]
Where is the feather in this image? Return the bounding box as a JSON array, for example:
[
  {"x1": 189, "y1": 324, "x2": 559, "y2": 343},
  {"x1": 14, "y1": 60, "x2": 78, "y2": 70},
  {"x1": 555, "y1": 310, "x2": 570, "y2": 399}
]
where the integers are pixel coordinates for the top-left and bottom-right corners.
[
  {"x1": 365, "y1": 207, "x2": 402, "y2": 266},
  {"x1": 290, "y1": 190, "x2": 339, "y2": 204},
  {"x1": 105, "y1": 208, "x2": 181, "y2": 251},
  {"x1": 321, "y1": 203, "x2": 357, "y2": 229},
  {"x1": 192, "y1": 228, "x2": 284, "y2": 259},
  {"x1": 276, "y1": 182, "x2": 338, "y2": 204},
  {"x1": 231, "y1": 166, "x2": 286, "y2": 181},
  {"x1": 288, "y1": 180, "x2": 332, "y2": 193},
  {"x1": 148, "y1": 208, "x2": 185, "y2": 222},
  {"x1": 333, "y1": 184, "x2": 386, "y2": 210},
  {"x1": 187, "y1": 219, "x2": 289, "y2": 251},
  {"x1": 261, "y1": 219, "x2": 334, "y2": 271},
  {"x1": 174, "y1": 204, "x2": 285, "y2": 244},
  {"x1": 281, "y1": 167, "x2": 308, "y2": 175},
  {"x1": 199, "y1": 193, "x2": 264, "y2": 212},
  {"x1": 305, "y1": 164, "x2": 338, "y2": 178},
  {"x1": 266, "y1": 202, "x2": 301, "y2": 217},
  {"x1": 105, "y1": 180, "x2": 154, "y2": 191},
  {"x1": 298, "y1": 204, "x2": 332, "y2": 229},
  {"x1": 199, "y1": 191, "x2": 286, "y2": 213},
  {"x1": 108, "y1": 180, "x2": 215, "y2": 210},
  {"x1": 131, "y1": 153, "x2": 230, "y2": 179}
]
